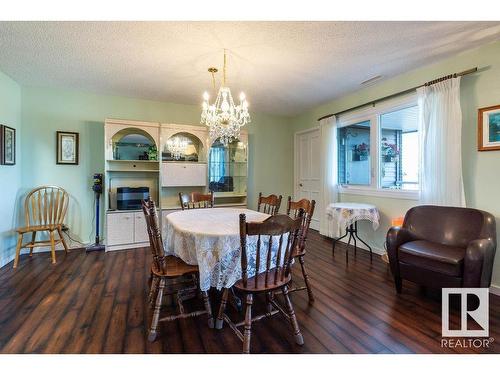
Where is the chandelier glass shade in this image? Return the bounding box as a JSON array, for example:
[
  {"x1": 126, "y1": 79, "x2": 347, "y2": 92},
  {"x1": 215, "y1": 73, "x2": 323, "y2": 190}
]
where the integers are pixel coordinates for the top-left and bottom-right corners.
[
  {"x1": 166, "y1": 137, "x2": 188, "y2": 160},
  {"x1": 201, "y1": 50, "x2": 250, "y2": 146}
]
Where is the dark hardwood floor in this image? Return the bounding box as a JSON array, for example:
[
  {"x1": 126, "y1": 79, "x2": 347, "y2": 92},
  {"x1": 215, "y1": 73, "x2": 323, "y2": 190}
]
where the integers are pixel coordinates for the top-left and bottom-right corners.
[{"x1": 0, "y1": 230, "x2": 499, "y2": 354}]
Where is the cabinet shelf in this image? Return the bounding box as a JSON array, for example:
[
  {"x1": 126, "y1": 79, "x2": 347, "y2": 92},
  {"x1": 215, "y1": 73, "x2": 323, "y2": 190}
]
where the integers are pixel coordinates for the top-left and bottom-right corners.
[
  {"x1": 106, "y1": 169, "x2": 159, "y2": 173},
  {"x1": 107, "y1": 159, "x2": 159, "y2": 163}
]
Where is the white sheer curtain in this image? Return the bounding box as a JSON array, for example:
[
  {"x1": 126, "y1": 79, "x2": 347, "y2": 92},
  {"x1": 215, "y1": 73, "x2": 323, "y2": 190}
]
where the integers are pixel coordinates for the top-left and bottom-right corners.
[
  {"x1": 319, "y1": 115, "x2": 339, "y2": 237},
  {"x1": 418, "y1": 77, "x2": 465, "y2": 207}
]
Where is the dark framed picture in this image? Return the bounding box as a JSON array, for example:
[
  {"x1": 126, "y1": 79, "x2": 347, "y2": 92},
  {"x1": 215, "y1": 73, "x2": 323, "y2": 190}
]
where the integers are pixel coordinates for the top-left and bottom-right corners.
[
  {"x1": 56, "y1": 131, "x2": 79, "y2": 165},
  {"x1": 0, "y1": 125, "x2": 16, "y2": 166},
  {"x1": 478, "y1": 104, "x2": 500, "y2": 151}
]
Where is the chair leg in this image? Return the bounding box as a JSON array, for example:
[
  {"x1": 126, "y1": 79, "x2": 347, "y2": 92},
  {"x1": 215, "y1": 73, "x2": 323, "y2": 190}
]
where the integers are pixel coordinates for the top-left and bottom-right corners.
[
  {"x1": 148, "y1": 275, "x2": 159, "y2": 306},
  {"x1": 282, "y1": 285, "x2": 304, "y2": 346},
  {"x1": 299, "y1": 255, "x2": 315, "y2": 304},
  {"x1": 148, "y1": 278, "x2": 165, "y2": 342},
  {"x1": 395, "y1": 276, "x2": 402, "y2": 294},
  {"x1": 242, "y1": 294, "x2": 253, "y2": 354},
  {"x1": 49, "y1": 230, "x2": 56, "y2": 264},
  {"x1": 215, "y1": 288, "x2": 229, "y2": 329},
  {"x1": 29, "y1": 231, "x2": 36, "y2": 256},
  {"x1": 57, "y1": 227, "x2": 69, "y2": 253},
  {"x1": 201, "y1": 291, "x2": 214, "y2": 328},
  {"x1": 13, "y1": 233, "x2": 23, "y2": 269}
]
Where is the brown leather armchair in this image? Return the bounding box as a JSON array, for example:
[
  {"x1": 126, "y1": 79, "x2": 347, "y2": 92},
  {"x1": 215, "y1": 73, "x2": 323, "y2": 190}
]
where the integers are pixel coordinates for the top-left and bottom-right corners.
[{"x1": 386, "y1": 205, "x2": 496, "y2": 293}]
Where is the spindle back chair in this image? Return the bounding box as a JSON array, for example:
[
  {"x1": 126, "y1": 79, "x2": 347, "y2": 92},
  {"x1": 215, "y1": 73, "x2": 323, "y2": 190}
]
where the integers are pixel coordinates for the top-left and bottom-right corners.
[
  {"x1": 216, "y1": 212, "x2": 305, "y2": 353},
  {"x1": 257, "y1": 192, "x2": 282, "y2": 215},
  {"x1": 286, "y1": 197, "x2": 316, "y2": 303},
  {"x1": 178, "y1": 191, "x2": 214, "y2": 210},
  {"x1": 13, "y1": 186, "x2": 70, "y2": 268},
  {"x1": 142, "y1": 198, "x2": 213, "y2": 342}
]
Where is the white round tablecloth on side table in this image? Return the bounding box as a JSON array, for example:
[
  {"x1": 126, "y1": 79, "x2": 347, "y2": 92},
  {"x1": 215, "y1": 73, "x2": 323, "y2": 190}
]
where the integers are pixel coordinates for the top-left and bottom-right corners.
[
  {"x1": 164, "y1": 207, "x2": 283, "y2": 291},
  {"x1": 326, "y1": 202, "x2": 380, "y2": 238}
]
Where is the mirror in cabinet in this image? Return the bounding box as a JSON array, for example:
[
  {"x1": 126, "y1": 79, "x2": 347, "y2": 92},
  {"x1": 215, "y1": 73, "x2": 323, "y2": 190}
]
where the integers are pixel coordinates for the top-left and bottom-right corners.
[
  {"x1": 111, "y1": 127, "x2": 158, "y2": 161},
  {"x1": 162, "y1": 132, "x2": 206, "y2": 162}
]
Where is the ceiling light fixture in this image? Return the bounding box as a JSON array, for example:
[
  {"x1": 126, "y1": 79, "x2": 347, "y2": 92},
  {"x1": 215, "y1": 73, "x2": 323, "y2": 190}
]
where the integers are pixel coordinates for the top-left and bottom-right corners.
[
  {"x1": 361, "y1": 75, "x2": 383, "y2": 86},
  {"x1": 201, "y1": 49, "x2": 250, "y2": 146}
]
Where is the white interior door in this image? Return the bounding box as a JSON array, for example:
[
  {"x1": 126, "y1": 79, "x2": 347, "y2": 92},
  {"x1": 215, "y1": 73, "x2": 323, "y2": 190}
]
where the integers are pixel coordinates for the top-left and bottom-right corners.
[{"x1": 295, "y1": 128, "x2": 321, "y2": 230}]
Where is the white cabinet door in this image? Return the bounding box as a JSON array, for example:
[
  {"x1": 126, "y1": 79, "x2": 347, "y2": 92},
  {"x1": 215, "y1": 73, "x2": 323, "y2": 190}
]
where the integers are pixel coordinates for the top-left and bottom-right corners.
[
  {"x1": 107, "y1": 212, "x2": 134, "y2": 246},
  {"x1": 162, "y1": 163, "x2": 207, "y2": 187},
  {"x1": 296, "y1": 129, "x2": 321, "y2": 231},
  {"x1": 134, "y1": 212, "x2": 149, "y2": 243}
]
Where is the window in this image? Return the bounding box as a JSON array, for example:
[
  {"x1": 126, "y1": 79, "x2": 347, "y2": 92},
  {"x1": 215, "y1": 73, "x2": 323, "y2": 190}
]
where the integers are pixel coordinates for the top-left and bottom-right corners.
[
  {"x1": 337, "y1": 95, "x2": 419, "y2": 198},
  {"x1": 338, "y1": 120, "x2": 371, "y2": 185},
  {"x1": 380, "y1": 105, "x2": 419, "y2": 190}
]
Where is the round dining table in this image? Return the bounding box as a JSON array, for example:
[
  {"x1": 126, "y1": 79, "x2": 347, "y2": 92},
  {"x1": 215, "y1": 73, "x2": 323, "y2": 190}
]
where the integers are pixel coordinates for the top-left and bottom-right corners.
[{"x1": 163, "y1": 207, "x2": 271, "y2": 291}]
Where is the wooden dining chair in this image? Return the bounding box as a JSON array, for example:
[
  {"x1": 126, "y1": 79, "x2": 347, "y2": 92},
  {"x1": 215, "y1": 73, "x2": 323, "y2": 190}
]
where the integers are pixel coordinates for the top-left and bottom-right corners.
[
  {"x1": 286, "y1": 197, "x2": 316, "y2": 303},
  {"x1": 257, "y1": 192, "x2": 282, "y2": 215},
  {"x1": 178, "y1": 191, "x2": 214, "y2": 210},
  {"x1": 215, "y1": 212, "x2": 304, "y2": 353},
  {"x1": 13, "y1": 186, "x2": 70, "y2": 268},
  {"x1": 142, "y1": 198, "x2": 214, "y2": 342}
]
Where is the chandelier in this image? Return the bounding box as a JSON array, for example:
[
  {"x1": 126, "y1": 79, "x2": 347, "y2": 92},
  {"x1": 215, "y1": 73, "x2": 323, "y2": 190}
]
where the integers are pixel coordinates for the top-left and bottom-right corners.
[
  {"x1": 201, "y1": 49, "x2": 251, "y2": 146},
  {"x1": 167, "y1": 137, "x2": 188, "y2": 160}
]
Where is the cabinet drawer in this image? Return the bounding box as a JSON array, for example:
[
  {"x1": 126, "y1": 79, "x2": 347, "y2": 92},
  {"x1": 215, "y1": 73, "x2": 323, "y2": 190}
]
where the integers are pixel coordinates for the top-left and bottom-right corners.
[
  {"x1": 162, "y1": 163, "x2": 207, "y2": 187},
  {"x1": 134, "y1": 212, "x2": 149, "y2": 243},
  {"x1": 106, "y1": 212, "x2": 135, "y2": 246}
]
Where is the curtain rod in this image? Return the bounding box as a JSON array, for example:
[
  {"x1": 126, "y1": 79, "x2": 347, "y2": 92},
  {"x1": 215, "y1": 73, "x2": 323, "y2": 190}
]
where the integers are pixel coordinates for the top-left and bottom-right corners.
[{"x1": 317, "y1": 67, "x2": 478, "y2": 121}]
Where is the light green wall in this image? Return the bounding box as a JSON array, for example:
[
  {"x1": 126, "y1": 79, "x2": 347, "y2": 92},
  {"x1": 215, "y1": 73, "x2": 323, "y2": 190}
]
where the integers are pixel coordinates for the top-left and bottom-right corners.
[
  {"x1": 21, "y1": 86, "x2": 293, "y2": 247},
  {"x1": 290, "y1": 40, "x2": 500, "y2": 288},
  {"x1": 0, "y1": 71, "x2": 22, "y2": 267}
]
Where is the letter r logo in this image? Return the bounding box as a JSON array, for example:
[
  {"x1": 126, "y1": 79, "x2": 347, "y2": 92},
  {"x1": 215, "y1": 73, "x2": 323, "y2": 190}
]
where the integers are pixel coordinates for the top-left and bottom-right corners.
[{"x1": 442, "y1": 288, "x2": 489, "y2": 337}]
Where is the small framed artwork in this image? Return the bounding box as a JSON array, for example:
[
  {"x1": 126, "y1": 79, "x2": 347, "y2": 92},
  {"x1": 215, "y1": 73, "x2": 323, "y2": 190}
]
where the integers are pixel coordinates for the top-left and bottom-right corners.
[
  {"x1": 478, "y1": 104, "x2": 500, "y2": 151},
  {"x1": 0, "y1": 125, "x2": 16, "y2": 166},
  {"x1": 56, "y1": 131, "x2": 79, "y2": 165}
]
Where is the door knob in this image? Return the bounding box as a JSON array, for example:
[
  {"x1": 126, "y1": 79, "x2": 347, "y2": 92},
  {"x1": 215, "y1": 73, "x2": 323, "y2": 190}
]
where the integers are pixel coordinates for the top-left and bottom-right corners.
[{"x1": 299, "y1": 183, "x2": 303, "y2": 187}]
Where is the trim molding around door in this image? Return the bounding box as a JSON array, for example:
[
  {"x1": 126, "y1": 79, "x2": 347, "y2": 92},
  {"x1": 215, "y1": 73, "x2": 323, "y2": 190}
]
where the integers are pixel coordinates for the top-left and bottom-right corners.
[{"x1": 293, "y1": 126, "x2": 320, "y2": 200}]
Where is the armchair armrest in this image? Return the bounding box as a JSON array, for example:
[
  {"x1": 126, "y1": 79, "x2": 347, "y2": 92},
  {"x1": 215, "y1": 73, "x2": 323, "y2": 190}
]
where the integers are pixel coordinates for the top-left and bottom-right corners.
[
  {"x1": 463, "y1": 238, "x2": 497, "y2": 288},
  {"x1": 386, "y1": 227, "x2": 415, "y2": 275}
]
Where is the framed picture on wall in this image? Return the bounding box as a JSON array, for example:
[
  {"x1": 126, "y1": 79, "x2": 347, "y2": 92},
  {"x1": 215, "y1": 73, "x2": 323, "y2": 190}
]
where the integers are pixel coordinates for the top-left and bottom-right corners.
[
  {"x1": 478, "y1": 104, "x2": 500, "y2": 151},
  {"x1": 56, "y1": 131, "x2": 79, "y2": 165},
  {"x1": 0, "y1": 125, "x2": 16, "y2": 166}
]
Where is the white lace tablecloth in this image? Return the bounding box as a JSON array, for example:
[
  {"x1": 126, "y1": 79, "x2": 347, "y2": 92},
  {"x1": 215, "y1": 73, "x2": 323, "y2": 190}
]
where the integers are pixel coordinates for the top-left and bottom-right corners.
[
  {"x1": 164, "y1": 207, "x2": 287, "y2": 291},
  {"x1": 325, "y1": 202, "x2": 380, "y2": 238}
]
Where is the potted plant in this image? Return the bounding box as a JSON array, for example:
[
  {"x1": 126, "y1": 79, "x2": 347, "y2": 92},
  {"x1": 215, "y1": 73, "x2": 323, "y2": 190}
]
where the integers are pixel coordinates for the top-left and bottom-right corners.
[
  {"x1": 381, "y1": 138, "x2": 399, "y2": 162},
  {"x1": 352, "y1": 143, "x2": 369, "y2": 161}
]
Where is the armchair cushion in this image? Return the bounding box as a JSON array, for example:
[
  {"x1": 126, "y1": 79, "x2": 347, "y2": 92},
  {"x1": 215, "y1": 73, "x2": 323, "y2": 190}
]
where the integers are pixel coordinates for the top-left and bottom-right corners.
[{"x1": 399, "y1": 240, "x2": 465, "y2": 277}]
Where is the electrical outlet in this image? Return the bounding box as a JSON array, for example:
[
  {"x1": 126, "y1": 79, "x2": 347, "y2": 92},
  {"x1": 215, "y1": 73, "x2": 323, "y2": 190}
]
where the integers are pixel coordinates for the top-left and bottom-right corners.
[{"x1": 61, "y1": 224, "x2": 69, "y2": 232}]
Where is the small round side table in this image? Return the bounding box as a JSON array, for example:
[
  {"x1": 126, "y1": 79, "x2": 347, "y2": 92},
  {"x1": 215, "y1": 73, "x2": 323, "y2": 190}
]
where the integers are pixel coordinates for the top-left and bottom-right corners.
[{"x1": 326, "y1": 202, "x2": 380, "y2": 263}]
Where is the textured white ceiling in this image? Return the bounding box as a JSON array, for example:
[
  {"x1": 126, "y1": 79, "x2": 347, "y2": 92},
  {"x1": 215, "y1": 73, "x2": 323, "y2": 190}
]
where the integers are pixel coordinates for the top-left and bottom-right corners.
[{"x1": 0, "y1": 21, "x2": 499, "y2": 116}]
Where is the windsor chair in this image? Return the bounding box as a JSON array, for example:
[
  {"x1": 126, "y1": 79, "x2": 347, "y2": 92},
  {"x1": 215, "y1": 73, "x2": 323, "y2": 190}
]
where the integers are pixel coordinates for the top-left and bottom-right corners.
[
  {"x1": 13, "y1": 186, "x2": 69, "y2": 268},
  {"x1": 286, "y1": 197, "x2": 316, "y2": 303},
  {"x1": 215, "y1": 212, "x2": 304, "y2": 353},
  {"x1": 257, "y1": 192, "x2": 282, "y2": 215},
  {"x1": 178, "y1": 191, "x2": 214, "y2": 210},
  {"x1": 142, "y1": 198, "x2": 214, "y2": 342}
]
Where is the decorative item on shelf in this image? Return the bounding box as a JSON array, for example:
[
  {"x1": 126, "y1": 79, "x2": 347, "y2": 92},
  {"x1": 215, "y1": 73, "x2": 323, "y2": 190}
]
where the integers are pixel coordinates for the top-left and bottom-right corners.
[
  {"x1": 352, "y1": 142, "x2": 369, "y2": 161},
  {"x1": 166, "y1": 137, "x2": 188, "y2": 160},
  {"x1": 478, "y1": 104, "x2": 500, "y2": 151},
  {"x1": 381, "y1": 137, "x2": 400, "y2": 162},
  {"x1": 56, "y1": 131, "x2": 79, "y2": 165},
  {"x1": 0, "y1": 124, "x2": 16, "y2": 166},
  {"x1": 201, "y1": 49, "x2": 250, "y2": 146},
  {"x1": 147, "y1": 145, "x2": 158, "y2": 161}
]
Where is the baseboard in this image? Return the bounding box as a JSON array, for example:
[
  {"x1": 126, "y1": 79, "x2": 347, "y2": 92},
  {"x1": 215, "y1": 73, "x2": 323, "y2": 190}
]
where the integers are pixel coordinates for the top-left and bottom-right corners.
[
  {"x1": 336, "y1": 236, "x2": 385, "y2": 256},
  {"x1": 490, "y1": 284, "x2": 500, "y2": 296}
]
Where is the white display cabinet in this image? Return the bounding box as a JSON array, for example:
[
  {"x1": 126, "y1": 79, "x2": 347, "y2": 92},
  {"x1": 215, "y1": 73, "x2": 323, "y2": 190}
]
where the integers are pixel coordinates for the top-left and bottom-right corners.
[{"x1": 103, "y1": 119, "x2": 248, "y2": 251}]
